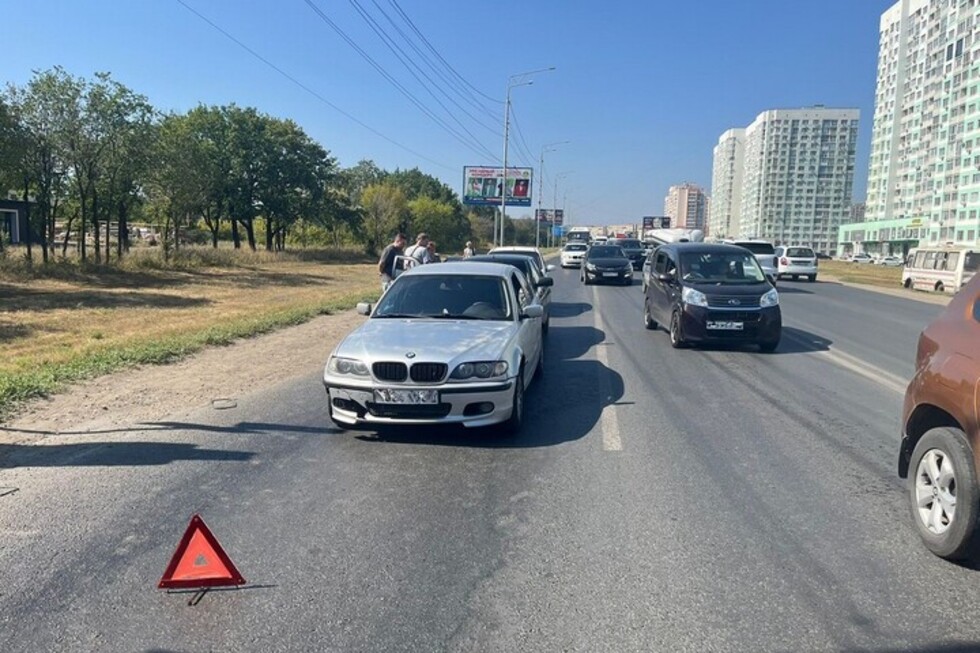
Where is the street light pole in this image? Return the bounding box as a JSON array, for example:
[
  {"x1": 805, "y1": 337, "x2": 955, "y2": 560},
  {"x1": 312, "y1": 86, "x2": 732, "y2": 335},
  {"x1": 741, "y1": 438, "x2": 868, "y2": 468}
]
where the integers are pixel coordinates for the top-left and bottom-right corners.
[
  {"x1": 537, "y1": 140, "x2": 569, "y2": 249},
  {"x1": 552, "y1": 171, "x2": 573, "y2": 248},
  {"x1": 500, "y1": 66, "x2": 555, "y2": 247}
]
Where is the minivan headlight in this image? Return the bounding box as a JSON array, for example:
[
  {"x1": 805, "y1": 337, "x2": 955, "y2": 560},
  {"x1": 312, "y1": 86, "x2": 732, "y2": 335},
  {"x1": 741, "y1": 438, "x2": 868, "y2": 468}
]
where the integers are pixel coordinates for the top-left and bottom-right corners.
[
  {"x1": 681, "y1": 286, "x2": 708, "y2": 307},
  {"x1": 451, "y1": 361, "x2": 508, "y2": 380},
  {"x1": 327, "y1": 356, "x2": 370, "y2": 376},
  {"x1": 760, "y1": 288, "x2": 779, "y2": 307}
]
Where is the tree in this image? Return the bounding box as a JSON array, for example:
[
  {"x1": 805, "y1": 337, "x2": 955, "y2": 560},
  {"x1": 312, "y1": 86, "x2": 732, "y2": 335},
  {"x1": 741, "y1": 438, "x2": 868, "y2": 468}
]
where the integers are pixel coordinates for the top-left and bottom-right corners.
[
  {"x1": 360, "y1": 182, "x2": 408, "y2": 255},
  {"x1": 408, "y1": 196, "x2": 470, "y2": 253}
]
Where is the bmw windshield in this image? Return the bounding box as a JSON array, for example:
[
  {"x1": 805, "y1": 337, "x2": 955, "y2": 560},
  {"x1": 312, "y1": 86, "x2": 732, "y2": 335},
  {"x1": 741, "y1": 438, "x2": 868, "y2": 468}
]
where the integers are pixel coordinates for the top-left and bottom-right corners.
[
  {"x1": 374, "y1": 275, "x2": 512, "y2": 320},
  {"x1": 680, "y1": 252, "x2": 767, "y2": 285}
]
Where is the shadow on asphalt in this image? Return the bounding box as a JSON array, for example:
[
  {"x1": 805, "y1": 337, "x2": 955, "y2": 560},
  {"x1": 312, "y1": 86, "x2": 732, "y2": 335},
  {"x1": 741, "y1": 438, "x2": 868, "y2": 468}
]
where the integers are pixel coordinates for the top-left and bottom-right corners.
[
  {"x1": 850, "y1": 644, "x2": 980, "y2": 653},
  {"x1": 0, "y1": 421, "x2": 335, "y2": 438},
  {"x1": 0, "y1": 441, "x2": 255, "y2": 469},
  {"x1": 355, "y1": 324, "x2": 622, "y2": 449},
  {"x1": 773, "y1": 284, "x2": 815, "y2": 294},
  {"x1": 685, "y1": 326, "x2": 831, "y2": 355},
  {"x1": 548, "y1": 301, "x2": 593, "y2": 318}
]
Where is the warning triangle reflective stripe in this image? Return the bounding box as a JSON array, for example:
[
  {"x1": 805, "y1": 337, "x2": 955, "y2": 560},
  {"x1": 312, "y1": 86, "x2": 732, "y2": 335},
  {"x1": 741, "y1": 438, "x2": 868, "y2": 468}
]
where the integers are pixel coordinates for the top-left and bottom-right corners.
[{"x1": 159, "y1": 514, "x2": 246, "y2": 589}]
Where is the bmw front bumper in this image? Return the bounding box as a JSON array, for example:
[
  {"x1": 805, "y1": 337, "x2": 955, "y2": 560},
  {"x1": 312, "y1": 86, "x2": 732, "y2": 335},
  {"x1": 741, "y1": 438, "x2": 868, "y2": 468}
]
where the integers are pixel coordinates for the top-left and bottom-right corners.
[{"x1": 324, "y1": 378, "x2": 516, "y2": 429}]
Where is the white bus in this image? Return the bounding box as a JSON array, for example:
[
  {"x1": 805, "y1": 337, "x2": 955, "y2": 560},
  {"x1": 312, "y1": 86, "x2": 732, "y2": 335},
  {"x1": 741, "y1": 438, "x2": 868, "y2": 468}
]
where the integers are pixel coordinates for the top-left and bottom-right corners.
[
  {"x1": 902, "y1": 246, "x2": 979, "y2": 294},
  {"x1": 643, "y1": 228, "x2": 705, "y2": 248}
]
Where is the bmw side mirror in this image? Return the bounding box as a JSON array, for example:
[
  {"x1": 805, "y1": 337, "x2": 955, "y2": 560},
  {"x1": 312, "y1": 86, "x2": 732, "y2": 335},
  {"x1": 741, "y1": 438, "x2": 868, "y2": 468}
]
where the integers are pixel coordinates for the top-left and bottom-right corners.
[
  {"x1": 356, "y1": 302, "x2": 372, "y2": 316},
  {"x1": 522, "y1": 305, "x2": 545, "y2": 320},
  {"x1": 535, "y1": 277, "x2": 555, "y2": 288}
]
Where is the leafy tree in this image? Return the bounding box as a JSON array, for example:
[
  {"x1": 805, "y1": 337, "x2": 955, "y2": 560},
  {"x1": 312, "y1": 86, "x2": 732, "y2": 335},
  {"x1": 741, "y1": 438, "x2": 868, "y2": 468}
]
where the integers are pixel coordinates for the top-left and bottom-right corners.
[
  {"x1": 409, "y1": 196, "x2": 470, "y2": 253},
  {"x1": 360, "y1": 182, "x2": 408, "y2": 255}
]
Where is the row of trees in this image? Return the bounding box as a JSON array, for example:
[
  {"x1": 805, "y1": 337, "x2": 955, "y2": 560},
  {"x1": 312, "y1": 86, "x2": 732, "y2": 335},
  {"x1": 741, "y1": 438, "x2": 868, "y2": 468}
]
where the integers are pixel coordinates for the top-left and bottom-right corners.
[{"x1": 0, "y1": 67, "x2": 544, "y2": 265}]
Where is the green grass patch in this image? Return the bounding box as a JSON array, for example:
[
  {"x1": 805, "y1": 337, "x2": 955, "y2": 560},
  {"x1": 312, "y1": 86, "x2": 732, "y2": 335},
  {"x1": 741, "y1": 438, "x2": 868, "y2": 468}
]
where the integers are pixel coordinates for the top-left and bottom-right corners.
[
  {"x1": 0, "y1": 289, "x2": 378, "y2": 422},
  {"x1": 819, "y1": 260, "x2": 903, "y2": 288}
]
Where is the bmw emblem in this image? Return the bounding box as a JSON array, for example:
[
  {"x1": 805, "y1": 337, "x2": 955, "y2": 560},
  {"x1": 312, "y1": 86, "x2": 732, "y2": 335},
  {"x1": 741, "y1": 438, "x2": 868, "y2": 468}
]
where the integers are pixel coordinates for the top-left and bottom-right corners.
[{"x1": 406, "y1": 351, "x2": 416, "y2": 359}]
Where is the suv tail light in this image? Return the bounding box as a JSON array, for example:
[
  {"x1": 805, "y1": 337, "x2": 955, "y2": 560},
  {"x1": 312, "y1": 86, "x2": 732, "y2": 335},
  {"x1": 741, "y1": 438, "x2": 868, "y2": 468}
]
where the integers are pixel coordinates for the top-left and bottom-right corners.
[{"x1": 780, "y1": 257, "x2": 789, "y2": 266}]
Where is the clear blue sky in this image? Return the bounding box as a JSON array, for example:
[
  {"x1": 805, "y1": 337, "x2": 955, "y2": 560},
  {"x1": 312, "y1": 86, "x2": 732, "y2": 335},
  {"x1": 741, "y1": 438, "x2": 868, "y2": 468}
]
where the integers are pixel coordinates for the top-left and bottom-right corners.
[{"x1": 3, "y1": 0, "x2": 891, "y2": 226}]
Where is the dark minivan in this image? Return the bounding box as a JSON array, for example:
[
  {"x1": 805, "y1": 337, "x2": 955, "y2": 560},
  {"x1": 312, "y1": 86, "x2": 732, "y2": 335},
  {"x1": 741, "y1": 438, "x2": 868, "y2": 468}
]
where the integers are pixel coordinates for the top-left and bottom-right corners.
[
  {"x1": 607, "y1": 237, "x2": 646, "y2": 270},
  {"x1": 642, "y1": 243, "x2": 782, "y2": 351}
]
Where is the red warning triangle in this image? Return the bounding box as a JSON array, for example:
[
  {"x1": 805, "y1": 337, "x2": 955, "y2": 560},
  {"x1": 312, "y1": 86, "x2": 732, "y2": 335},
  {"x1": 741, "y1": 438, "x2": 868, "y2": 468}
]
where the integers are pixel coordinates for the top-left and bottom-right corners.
[{"x1": 158, "y1": 514, "x2": 246, "y2": 589}]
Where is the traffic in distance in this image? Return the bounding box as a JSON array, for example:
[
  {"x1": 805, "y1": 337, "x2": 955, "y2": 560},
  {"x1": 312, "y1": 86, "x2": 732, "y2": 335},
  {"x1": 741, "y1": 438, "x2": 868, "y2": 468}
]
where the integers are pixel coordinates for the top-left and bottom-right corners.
[{"x1": 326, "y1": 229, "x2": 980, "y2": 562}]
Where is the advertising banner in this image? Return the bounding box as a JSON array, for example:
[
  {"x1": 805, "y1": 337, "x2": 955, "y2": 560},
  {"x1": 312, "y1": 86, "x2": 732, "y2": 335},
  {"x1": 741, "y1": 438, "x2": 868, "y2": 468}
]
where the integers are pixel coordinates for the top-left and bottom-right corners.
[
  {"x1": 642, "y1": 216, "x2": 655, "y2": 230},
  {"x1": 553, "y1": 209, "x2": 564, "y2": 225},
  {"x1": 535, "y1": 209, "x2": 553, "y2": 223},
  {"x1": 463, "y1": 166, "x2": 533, "y2": 207}
]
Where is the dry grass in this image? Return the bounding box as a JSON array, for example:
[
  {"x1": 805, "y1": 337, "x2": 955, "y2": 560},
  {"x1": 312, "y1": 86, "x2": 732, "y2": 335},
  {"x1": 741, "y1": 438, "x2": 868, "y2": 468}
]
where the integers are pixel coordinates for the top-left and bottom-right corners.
[
  {"x1": 0, "y1": 249, "x2": 380, "y2": 416},
  {"x1": 819, "y1": 260, "x2": 904, "y2": 288}
]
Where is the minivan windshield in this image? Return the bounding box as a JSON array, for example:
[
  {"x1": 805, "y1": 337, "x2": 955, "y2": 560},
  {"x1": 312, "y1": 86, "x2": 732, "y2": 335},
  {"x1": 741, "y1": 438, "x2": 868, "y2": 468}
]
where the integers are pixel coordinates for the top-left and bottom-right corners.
[{"x1": 680, "y1": 252, "x2": 767, "y2": 284}]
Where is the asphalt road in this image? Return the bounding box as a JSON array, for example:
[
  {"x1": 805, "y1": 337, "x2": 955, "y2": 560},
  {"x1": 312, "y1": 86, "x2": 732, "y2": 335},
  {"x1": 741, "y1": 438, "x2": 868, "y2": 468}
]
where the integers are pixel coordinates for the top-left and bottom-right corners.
[{"x1": 1, "y1": 269, "x2": 977, "y2": 652}]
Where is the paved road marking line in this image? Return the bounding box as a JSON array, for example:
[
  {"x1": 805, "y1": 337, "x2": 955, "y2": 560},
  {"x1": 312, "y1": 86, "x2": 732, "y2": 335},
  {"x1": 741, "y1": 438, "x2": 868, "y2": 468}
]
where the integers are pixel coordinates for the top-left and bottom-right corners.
[
  {"x1": 781, "y1": 330, "x2": 907, "y2": 396},
  {"x1": 591, "y1": 288, "x2": 623, "y2": 452}
]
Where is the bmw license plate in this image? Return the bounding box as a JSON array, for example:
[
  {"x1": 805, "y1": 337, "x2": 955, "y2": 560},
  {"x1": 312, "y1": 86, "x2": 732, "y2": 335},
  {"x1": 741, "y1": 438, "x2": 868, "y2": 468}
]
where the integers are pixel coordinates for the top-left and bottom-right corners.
[
  {"x1": 374, "y1": 388, "x2": 439, "y2": 404},
  {"x1": 706, "y1": 321, "x2": 744, "y2": 331}
]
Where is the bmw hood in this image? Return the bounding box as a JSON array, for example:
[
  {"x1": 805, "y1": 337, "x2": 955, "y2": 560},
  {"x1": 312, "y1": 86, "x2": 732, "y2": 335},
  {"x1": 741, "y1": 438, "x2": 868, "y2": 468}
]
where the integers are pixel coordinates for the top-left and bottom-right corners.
[{"x1": 333, "y1": 319, "x2": 518, "y2": 365}]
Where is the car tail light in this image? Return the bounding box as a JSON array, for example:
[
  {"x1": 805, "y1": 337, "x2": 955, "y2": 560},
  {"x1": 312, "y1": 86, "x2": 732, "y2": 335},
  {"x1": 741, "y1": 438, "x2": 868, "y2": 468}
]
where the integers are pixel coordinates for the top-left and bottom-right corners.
[{"x1": 780, "y1": 257, "x2": 789, "y2": 266}]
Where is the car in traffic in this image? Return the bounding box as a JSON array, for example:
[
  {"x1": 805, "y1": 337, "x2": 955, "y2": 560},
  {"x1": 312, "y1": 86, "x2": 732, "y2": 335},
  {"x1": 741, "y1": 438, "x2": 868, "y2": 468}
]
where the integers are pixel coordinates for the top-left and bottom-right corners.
[
  {"x1": 775, "y1": 246, "x2": 818, "y2": 282},
  {"x1": 878, "y1": 255, "x2": 904, "y2": 267},
  {"x1": 581, "y1": 244, "x2": 633, "y2": 285},
  {"x1": 463, "y1": 253, "x2": 554, "y2": 333},
  {"x1": 898, "y1": 271, "x2": 980, "y2": 560},
  {"x1": 725, "y1": 240, "x2": 779, "y2": 284},
  {"x1": 851, "y1": 252, "x2": 874, "y2": 264},
  {"x1": 489, "y1": 246, "x2": 552, "y2": 277},
  {"x1": 323, "y1": 262, "x2": 545, "y2": 433},
  {"x1": 607, "y1": 237, "x2": 646, "y2": 270},
  {"x1": 560, "y1": 242, "x2": 588, "y2": 268},
  {"x1": 643, "y1": 243, "x2": 781, "y2": 352}
]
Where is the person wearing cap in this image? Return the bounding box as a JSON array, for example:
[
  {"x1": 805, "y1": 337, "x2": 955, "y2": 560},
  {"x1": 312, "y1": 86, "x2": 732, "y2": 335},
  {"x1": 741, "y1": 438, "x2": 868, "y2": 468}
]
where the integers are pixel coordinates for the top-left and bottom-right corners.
[
  {"x1": 404, "y1": 233, "x2": 433, "y2": 264},
  {"x1": 463, "y1": 241, "x2": 475, "y2": 258}
]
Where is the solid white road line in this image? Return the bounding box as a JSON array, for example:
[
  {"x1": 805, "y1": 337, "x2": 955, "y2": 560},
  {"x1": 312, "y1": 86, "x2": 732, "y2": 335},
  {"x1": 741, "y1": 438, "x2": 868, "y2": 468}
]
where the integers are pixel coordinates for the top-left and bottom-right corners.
[
  {"x1": 591, "y1": 288, "x2": 623, "y2": 451},
  {"x1": 781, "y1": 329, "x2": 908, "y2": 395}
]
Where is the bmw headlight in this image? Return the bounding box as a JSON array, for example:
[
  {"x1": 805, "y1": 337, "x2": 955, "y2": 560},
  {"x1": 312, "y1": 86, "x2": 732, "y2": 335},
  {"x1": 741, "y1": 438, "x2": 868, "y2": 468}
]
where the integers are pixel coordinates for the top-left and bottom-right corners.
[
  {"x1": 451, "y1": 360, "x2": 508, "y2": 380},
  {"x1": 681, "y1": 286, "x2": 708, "y2": 307},
  {"x1": 760, "y1": 288, "x2": 780, "y2": 307},
  {"x1": 328, "y1": 356, "x2": 370, "y2": 376}
]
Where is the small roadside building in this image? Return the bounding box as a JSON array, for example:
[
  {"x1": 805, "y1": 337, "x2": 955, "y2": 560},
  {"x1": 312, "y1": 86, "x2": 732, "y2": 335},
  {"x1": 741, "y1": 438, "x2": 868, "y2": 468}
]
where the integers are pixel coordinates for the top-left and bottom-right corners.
[{"x1": 0, "y1": 199, "x2": 32, "y2": 244}]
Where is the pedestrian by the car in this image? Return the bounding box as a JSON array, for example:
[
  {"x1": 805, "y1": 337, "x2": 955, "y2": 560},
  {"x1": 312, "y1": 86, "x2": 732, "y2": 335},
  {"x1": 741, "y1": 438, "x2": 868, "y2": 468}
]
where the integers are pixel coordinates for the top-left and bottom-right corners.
[
  {"x1": 404, "y1": 233, "x2": 432, "y2": 264},
  {"x1": 427, "y1": 241, "x2": 441, "y2": 263},
  {"x1": 463, "y1": 241, "x2": 474, "y2": 258},
  {"x1": 378, "y1": 232, "x2": 406, "y2": 292}
]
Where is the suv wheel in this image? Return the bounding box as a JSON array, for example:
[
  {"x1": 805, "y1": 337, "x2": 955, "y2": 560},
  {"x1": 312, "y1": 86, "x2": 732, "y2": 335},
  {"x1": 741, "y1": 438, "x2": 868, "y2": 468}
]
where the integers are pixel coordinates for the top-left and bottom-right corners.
[
  {"x1": 807, "y1": 274, "x2": 816, "y2": 282},
  {"x1": 643, "y1": 301, "x2": 658, "y2": 330},
  {"x1": 669, "y1": 311, "x2": 685, "y2": 348},
  {"x1": 909, "y1": 427, "x2": 980, "y2": 560},
  {"x1": 758, "y1": 337, "x2": 780, "y2": 353}
]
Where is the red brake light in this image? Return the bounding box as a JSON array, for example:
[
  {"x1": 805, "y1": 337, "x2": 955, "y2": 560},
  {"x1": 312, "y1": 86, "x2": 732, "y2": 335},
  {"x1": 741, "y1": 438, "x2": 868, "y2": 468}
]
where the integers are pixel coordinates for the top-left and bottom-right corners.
[{"x1": 780, "y1": 257, "x2": 789, "y2": 266}]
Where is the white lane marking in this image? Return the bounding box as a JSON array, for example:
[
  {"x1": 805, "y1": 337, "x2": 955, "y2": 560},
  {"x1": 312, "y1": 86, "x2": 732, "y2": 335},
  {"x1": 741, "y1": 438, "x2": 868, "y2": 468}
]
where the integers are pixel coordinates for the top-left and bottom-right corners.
[
  {"x1": 591, "y1": 289, "x2": 623, "y2": 451},
  {"x1": 781, "y1": 330, "x2": 907, "y2": 395}
]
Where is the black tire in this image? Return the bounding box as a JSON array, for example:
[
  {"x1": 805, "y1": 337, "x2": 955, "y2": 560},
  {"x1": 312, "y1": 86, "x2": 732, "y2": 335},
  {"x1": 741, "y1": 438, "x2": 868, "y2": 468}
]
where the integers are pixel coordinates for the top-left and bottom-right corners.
[
  {"x1": 935, "y1": 281, "x2": 945, "y2": 293},
  {"x1": 542, "y1": 315, "x2": 550, "y2": 336},
  {"x1": 535, "y1": 343, "x2": 545, "y2": 379},
  {"x1": 669, "y1": 311, "x2": 685, "y2": 349},
  {"x1": 583, "y1": 274, "x2": 592, "y2": 286},
  {"x1": 502, "y1": 370, "x2": 525, "y2": 434},
  {"x1": 807, "y1": 274, "x2": 816, "y2": 283},
  {"x1": 904, "y1": 278, "x2": 913, "y2": 289},
  {"x1": 643, "y1": 300, "x2": 658, "y2": 330},
  {"x1": 758, "y1": 338, "x2": 780, "y2": 353},
  {"x1": 908, "y1": 427, "x2": 980, "y2": 560}
]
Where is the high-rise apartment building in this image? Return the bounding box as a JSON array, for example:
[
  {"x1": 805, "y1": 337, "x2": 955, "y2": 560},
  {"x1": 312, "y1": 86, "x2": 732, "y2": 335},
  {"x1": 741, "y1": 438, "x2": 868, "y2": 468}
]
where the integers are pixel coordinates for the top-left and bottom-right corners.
[
  {"x1": 738, "y1": 107, "x2": 859, "y2": 256},
  {"x1": 664, "y1": 183, "x2": 708, "y2": 230},
  {"x1": 840, "y1": 0, "x2": 980, "y2": 255},
  {"x1": 709, "y1": 129, "x2": 745, "y2": 239}
]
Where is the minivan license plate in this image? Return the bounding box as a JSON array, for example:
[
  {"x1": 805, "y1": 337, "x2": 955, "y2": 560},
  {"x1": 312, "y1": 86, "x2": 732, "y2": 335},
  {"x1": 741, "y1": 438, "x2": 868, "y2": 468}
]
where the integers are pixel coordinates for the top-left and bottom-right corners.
[
  {"x1": 374, "y1": 389, "x2": 439, "y2": 404},
  {"x1": 706, "y1": 321, "x2": 744, "y2": 331}
]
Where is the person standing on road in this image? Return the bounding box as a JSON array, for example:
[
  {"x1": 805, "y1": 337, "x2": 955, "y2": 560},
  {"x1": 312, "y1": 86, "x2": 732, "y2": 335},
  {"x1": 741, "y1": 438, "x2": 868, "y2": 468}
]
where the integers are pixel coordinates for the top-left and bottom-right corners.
[
  {"x1": 427, "y1": 241, "x2": 441, "y2": 263},
  {"x1": 404, "y1": 233, "x2": 432, "y2": 264},
  {"x1": 463, "y1": 241, "x2": 474, "y2": 258},
  {"x1": 378, "y1": 232, "x2": 406, "y2": 293}
]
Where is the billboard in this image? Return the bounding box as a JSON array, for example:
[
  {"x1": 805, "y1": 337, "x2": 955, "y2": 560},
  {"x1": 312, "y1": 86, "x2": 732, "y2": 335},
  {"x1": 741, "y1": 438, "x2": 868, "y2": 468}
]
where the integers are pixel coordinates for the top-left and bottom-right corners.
[
  {"x1": 535, "y1": 209, "x2": 552, "y2": 223},
  {"x1": 463, "y1": 166, "x2": 533, "y2": 207},
  {"x1": 642, "y1": 216, "x2": 655, "y2": 230},
  {"x1": 553, "y1": 209, "x2": 564, "y2": 225}
]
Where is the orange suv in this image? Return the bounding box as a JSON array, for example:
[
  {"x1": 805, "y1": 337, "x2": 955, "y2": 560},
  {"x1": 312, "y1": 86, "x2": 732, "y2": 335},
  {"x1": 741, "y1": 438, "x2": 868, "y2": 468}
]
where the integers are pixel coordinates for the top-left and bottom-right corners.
[{"x1": 899, "y1": 272, "x2": 980, "y2": 559}]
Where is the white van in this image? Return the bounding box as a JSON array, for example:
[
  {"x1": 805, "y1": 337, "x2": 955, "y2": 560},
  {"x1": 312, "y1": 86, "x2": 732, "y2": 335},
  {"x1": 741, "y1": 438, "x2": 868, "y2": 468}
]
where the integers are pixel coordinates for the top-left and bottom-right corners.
[{"x1": 902, "y1": 246, "x2": 979, "y2": 294}]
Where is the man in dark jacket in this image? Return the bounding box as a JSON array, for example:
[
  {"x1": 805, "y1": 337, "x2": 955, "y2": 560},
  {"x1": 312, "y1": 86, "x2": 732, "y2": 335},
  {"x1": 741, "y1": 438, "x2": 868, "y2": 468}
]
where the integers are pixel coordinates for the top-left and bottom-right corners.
[{"x1": 378, "y1": 233, "x2": 406, "y2": 293}]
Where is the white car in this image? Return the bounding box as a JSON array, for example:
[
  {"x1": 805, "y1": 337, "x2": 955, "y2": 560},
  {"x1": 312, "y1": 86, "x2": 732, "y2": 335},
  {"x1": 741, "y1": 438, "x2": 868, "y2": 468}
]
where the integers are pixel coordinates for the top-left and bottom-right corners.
[
  {"x1": 488, "y1": 246, "x2": 553, "y2": 276},
  {"x1": 323, "y1": 262, "x2": 545, "y2": 433},
  {"x1": 878, "y1": 255, "x2": 904, "y2": 267},
  {"x1": 560, "y1": 242, "x2": 588, "y2": 268},
  {"x1": 775, "y1": 246, "x2": 818, "y2": 282},
  {"x1": 852, "y1": 252, "x2": 874, "y2": 264}
]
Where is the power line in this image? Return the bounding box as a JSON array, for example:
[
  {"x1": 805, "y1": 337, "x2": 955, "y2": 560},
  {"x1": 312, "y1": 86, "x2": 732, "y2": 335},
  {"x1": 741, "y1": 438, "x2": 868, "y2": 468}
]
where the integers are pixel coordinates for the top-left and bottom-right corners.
[
  {"x1": 508, "y1": 104, "x2": 536, "y2": 167},
  {"x1": 386, "y1": 0, "x2": 503, "y2": 106},
  {"x1": 347, "y1": 0, "x2": 501, "y2": 142},
  {"x1": 303, "y1": 0, "x2": 500, "y2": 163},
  {"x1": 172, "y1": 0, "x2": 454, "y2": 171},
  {"x1": 367, "y1": 0, "x2": 501, "y2": 127}
]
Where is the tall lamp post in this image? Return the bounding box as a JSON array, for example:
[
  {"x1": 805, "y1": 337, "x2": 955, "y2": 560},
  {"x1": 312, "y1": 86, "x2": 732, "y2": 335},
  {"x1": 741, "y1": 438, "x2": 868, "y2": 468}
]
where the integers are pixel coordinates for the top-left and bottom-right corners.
[
  {"x1": 500, "y1": 66, "x2": 555, "y2": 247},
  {"x1": 552, "y1": 171, "x2": 573, "y2": 248},
  {"x1": 537, "y1": 140, "x2": 570, "y2": 249}
]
